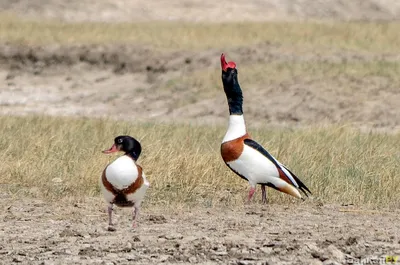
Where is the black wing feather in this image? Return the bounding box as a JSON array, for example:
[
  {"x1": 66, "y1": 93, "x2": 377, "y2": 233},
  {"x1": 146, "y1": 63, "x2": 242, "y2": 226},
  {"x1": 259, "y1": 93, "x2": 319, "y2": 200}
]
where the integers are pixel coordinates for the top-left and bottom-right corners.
[
  {"x1": 243, "y1": 139, "x2": 281, "y2": 168},
  {"x1": 280, "y1": 164, "x2": 312, "y2": 197}
]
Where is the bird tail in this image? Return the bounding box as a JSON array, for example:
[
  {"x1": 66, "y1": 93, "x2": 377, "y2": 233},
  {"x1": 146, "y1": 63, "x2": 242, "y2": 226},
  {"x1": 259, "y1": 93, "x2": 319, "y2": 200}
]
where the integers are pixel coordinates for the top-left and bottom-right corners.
[
  {"x1": 267, "y1": 181, "x2": 302, "y2": 199},
  {"x1": 280, "y1": 165, "x2": 312, "y2": 197}
]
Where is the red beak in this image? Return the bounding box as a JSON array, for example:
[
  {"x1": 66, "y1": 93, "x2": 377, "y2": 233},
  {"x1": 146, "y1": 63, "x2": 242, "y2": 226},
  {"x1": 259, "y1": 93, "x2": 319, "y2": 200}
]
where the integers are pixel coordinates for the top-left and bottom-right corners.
[
  {"x1": 221, "y1": 53, "x2": 236, "y2": 72},
  {"x1": 102, "y1": 144, "x2": 119, "y2": 154}
]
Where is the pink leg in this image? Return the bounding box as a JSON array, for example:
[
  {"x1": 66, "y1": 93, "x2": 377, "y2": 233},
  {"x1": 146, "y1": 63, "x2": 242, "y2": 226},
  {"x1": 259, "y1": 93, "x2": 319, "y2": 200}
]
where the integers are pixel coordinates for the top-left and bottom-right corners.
[
  {"x1": 261, "y1": 185, "x2": 267, "y2": 204},
  {"x1": 107, "y1": 204, "x2": 116, "y2": 231},
  {"x1": 132, "y1": 204, "x2": 140, "y2": 228},
  {"x1": 108, "y1": 204, "x2": 113, "y2": 226},
  {"x1": 248, "y1": 187, "x2": 256, "y2": 202}
]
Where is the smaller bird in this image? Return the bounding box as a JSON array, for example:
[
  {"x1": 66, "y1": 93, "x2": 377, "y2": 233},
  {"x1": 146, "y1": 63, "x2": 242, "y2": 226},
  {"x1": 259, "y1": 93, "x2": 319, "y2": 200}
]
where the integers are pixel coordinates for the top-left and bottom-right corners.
[
  {"x1": 219, "y1": 53, "x2": 311, "y2": 203},
  {"x1": 100, "y1": 135, "x2": 150, "y2": 231}
]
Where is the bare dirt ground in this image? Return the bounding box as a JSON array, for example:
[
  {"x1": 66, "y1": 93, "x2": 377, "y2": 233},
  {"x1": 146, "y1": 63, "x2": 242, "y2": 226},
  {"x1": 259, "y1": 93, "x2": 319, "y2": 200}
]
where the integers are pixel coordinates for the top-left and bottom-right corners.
[
  {"x1": 1, "y1": 198, "x2": 399, "y2": 265},
  {"x1": 1, "y1": 43, "x2": 400, "y2": 131}
]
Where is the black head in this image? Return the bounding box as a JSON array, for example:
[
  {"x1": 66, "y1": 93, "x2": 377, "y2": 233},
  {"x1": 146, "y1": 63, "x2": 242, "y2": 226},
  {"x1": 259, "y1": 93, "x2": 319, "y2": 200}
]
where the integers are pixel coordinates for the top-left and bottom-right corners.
[
  {"x1": 220, "y1": 53, "x2": 243, "y2": 115},
  {"x1": 102, "y1": 135, "x2": 142, "y2": 161}
]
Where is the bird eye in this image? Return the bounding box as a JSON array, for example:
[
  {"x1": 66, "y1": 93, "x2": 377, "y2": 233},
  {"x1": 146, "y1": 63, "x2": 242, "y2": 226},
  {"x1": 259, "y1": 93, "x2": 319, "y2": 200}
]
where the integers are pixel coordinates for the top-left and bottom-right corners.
[{"x1": 117, "y1": 138, "x2": 123, "y2": 144}]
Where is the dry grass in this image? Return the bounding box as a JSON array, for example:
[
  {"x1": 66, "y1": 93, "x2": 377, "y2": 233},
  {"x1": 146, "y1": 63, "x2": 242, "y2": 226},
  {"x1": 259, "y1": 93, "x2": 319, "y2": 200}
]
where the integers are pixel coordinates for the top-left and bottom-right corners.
[
  {"x1": 1, "y1": 115, "x2": 399, "y2": 208},
  {"x1": 1, "y1": 12, "x2": 400, "y2": 53}
]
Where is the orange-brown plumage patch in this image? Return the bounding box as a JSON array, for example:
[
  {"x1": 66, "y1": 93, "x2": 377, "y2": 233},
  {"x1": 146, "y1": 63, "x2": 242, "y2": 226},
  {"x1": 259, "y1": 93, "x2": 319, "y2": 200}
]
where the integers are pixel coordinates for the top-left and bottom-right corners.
[
  {"x1": 101, "y1": 168, "x2": 114, "y2": 194},
  {"x1": 277, "y1": 167, "x2": 295, "y2": 186},
  {"x1": 102, "y1": 165, "x2": 144, "y2": 197},
  {"x1": 124, "y1": 165, "x2": 144, "y2": 194},
  {"x1": 221, "y1": 133, "x2": 250, "y2": 162}
]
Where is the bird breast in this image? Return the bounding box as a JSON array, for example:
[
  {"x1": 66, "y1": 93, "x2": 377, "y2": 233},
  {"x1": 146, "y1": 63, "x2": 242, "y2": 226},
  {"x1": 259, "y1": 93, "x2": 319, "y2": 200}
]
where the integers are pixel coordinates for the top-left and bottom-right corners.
[{"x1": 105, "y1": 156, "x2": 139, "y2": 190}]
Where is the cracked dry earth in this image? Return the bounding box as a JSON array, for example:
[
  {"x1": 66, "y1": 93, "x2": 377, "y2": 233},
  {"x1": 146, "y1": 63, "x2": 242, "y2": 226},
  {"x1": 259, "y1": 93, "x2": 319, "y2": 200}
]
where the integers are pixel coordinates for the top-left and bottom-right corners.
[{"x1": 1, "y1": 198, "x2": 399, "y2": 265}]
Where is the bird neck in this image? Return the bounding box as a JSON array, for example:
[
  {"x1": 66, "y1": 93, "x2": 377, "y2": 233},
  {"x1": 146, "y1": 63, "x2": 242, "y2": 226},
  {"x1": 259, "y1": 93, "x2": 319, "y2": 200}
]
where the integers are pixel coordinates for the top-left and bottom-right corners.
[
  {"x1": 226, "y1": 82, "x2": 243, "y2": 115},
  {"x1": 222, "y1": 114, "x2": 247, "y2": 143},
  {"x1": 126, "y1": 150, "x2": 140, "y2": 161}
]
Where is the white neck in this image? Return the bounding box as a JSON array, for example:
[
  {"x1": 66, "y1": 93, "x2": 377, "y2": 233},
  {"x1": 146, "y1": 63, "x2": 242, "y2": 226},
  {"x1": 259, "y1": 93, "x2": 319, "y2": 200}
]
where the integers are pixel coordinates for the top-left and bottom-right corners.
[{"x1": 222, "y1": 115, "x2": 246, "y2": 143}]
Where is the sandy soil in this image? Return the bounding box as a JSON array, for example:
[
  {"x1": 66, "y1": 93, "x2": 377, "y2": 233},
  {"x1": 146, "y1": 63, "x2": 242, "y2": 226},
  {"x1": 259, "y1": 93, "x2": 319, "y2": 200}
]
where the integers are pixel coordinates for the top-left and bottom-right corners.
[{"x1": 1, "y1": 198, "x2": 399, "y2": 265}]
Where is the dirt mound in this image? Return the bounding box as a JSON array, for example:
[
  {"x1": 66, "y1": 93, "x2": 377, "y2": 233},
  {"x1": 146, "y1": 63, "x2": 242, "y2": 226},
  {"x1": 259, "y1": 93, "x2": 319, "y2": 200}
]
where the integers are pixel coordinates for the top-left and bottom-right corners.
[
  {"x1": 1, "y1": 0, "x2": 400, "y2": 22},
  {"x1": 2, "y1": 42, "x2": 399, "y2": 74},
  {"x1": 0, "y1": 44, "x2": 183, "y2": 74}
]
